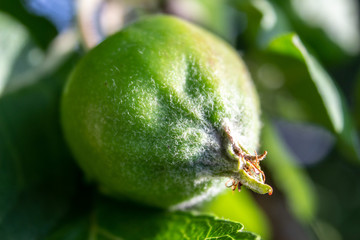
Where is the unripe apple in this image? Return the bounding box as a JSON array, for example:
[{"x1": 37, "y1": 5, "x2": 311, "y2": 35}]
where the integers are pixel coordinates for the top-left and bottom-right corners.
[{"x1": 61, "y1": 15, "x2": 272, "y2": 209}]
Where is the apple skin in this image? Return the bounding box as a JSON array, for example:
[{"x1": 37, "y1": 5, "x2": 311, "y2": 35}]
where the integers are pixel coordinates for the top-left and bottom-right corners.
[{"x1": 61, "y1": 15, "x2": 261, "y2": 208}]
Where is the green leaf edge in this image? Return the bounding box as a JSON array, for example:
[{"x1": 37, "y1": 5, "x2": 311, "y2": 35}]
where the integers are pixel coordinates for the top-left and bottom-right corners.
[{"x1": 268, "y1": 32, "x2": 360, "y2": 162}]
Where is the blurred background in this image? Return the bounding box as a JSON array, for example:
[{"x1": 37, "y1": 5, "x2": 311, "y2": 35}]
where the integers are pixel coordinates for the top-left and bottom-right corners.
[{"x1": 1, "y1": 0, "x2": 360, "y2": 240}]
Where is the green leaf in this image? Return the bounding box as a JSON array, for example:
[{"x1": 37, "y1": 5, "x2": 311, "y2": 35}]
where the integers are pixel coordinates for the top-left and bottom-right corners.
[
  {"x1": 0, "y1": 54, "x2": 80, "y2": 239},
  {"x1": 307, "y1": 147, "x2": 360, "y2": 240},
  {"x1": 268, "y1": 33, "x2": 360, "y2": 162},
  {"x1": 201, "y1": 190, "x2": 271, "y2": 239},
  {"x1": 0, "y1": 12, "x2": 29, "y2": 95},
  {"x1": 264, "y1": 0, "x2": 350, "y2": 64},
  {"x1": 355, "y1": 70, "x2": 360, "y2": 131},
  {"x1": 193, "y1": 0, "x2": 234, "y2": 41},
  {"x1": 230, "y1": 0, "x2": 291, "y2": 48},
  {"x1": 269, "y1": 34, "x2": 342, "y2": 130},
  {"x1": 0, "y1": 1, "x2": 58, "y2": 49},
  {"x1": 47, "y1": 196, "x2": 261, "y2": 240},
  {"x1": 262, "y1": 119, "x2": 317, "y2": 222},
  {"x1": 234, "y1": 0, "x2": 351, "y2": 64},
  {"x1": 167, "y1": 0, "x2": 235, "y2": 41},
  {"x1": 0, "y1": 187, "x2": 77, "y2": 240},
  {"x1": 290, "y1": 0, "x2": 358, "y2": 56}
]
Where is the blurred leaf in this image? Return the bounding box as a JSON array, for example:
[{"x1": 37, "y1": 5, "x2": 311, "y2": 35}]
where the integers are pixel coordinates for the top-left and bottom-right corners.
[
  {"x1": 166, "y1": 0, "x2": 235, "y2": 42},
  {"x1": 311, "y1": 220, "x2": 343, "y2": 240},
  {"x1": 268, "y1": 33, "x2": 360, "y2": 162},
  {"x1": 0, "y1": 54, "x2": 80, "y2": 239},
  {"x1": 194, "y1": 0, "x2": 234, "y2": 41},
  {"x1": 262, "y1": 119, "x2": 317, "y2": 222},
  {"x1": 0, "y1": 12, "x2": 29, "y2": 96},
  {"x1": 268, "y1": 34, "x2": 342, "y2": 129},
  {"x1": 0, "y1": 186, "x2": 77, "y2": 240},
  {"x1": 0, "y1": 1, "x2": 57, "y2": 49},
  {"x1": 230, "y1": 0, "x2": 291, "y2": 49},
  {"x1": 355, "y1": 69, "x2": 360, "y2": 130},
  {"x1": 4, "y1": 30, "x2": 78, "y2": 96},
  {"x1": 288, "y1": 0, "x2": 359, "y2": 56},
  {"x1": 47, "y1": 196, "x2": 261, "y2": 240},
  {"x1": 307, "y1": 149, "x2": 360, "y2": 240},
  {"x1": 233, "y1": 0, "x2": 352, "y2": 65},
  {"x1": 201, "y1": 190, "x2": 271, "y2": 239},
  {"x1": 269, "y1": 0, "x2": 352, "y2": 65}
]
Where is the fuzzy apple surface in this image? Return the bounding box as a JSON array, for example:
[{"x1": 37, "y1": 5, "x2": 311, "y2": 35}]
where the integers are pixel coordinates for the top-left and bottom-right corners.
[{"x1": 61, "y1": 15, "x2": 272, "y2": 209}]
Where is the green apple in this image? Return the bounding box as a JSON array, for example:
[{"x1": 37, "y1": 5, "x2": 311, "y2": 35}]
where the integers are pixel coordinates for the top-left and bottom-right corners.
[{"x1": 61, "y1": 15, "x2": 272, "y2": 209}]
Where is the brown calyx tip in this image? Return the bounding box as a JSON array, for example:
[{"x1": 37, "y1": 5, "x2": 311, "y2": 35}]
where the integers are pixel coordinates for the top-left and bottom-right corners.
[{"x1": 268, "y1": 188, "x2": 273, "y2": 196}]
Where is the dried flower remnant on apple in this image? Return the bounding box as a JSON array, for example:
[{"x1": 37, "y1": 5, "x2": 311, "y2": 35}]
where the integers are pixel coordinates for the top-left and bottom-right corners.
[{"x1": 223, "y1": 124, "x2": 273, "y2": 195}]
